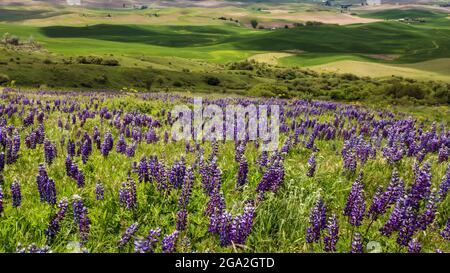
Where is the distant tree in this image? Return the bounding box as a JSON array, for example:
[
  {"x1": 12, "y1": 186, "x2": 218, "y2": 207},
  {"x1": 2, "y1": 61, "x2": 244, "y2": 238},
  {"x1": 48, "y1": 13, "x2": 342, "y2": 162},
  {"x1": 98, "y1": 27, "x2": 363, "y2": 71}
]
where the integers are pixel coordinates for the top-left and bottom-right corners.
[{"x1": 250, "y1": 19, "x2": 258, "y2": 29}]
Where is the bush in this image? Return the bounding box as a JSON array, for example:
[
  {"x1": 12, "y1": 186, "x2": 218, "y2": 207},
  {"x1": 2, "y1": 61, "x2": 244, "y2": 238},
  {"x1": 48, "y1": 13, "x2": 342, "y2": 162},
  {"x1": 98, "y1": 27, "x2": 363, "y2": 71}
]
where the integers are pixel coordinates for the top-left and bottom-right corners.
[
  {"x1": 0, "y1": 74, "x2": 9, "y2": 85},
  {"x1": 385, "y1": 82, "x2": 426, "y2": 100},
  {"x1": 101, "y1": 58, "x2": 120, "y2": 66},
  {"x1": 228, "y1": 60, "x2": 254, "y2": 71},
  {"x1": 250, "y1": 19, "x2": 258, "y2": 29},
  {"x1": 204, "y1": 75, "x2": 221, "y2": 86},
  {"x1": 77, "y1": 56, "x2": 103, "y2": 65}
]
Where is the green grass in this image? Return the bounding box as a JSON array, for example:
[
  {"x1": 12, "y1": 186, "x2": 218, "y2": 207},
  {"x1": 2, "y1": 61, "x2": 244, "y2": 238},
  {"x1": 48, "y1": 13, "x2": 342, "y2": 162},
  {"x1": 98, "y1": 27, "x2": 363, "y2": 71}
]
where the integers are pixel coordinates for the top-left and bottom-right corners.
[{"x1": 0, "y1": 91, "x2": 448, "y2": 253}]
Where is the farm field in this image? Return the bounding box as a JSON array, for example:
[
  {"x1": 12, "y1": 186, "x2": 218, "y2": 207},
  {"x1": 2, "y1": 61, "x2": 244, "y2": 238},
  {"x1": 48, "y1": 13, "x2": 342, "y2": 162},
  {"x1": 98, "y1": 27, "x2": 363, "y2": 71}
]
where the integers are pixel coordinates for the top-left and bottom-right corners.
[{"x1": 0, "y1": 1, "x2": 449, "y2": 255}]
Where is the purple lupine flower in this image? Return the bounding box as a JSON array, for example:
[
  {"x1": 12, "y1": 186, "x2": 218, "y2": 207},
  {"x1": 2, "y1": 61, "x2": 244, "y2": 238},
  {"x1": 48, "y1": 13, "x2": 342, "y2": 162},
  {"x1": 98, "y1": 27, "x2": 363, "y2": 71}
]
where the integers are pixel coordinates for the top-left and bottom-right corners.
[
  {"x1": 0, "y1": 186, "x2": 3, "y2": 215},
  {"x1": 236, "y1": 156, "x2": 248, "y2": 189},
  {"x1": 80, "y1": 134, "x2": 92, "y2": 164},
  {"x1": 407, "y1": 238, "x2": 421, "y2": 253},
  {"x1": 438, "y1": 145, "x2": 448, "y2": 163},
  {"x1": 125, "y1": 142, "x2": 137, "y2": 158},
  {"x1": 218, "y1": 212, "x2": 233, "y2": 247},
  {"x1": 100, "y1": 131, "x2": 114, "y2": 157},
  {"x1": 11, "y1": 180, "x2": 21, "y2": 207},
  {"x1": 342, "y1": 149, "x2": 357, "y2": 172},
  {"x1": 16, "y1": 243, "x2": 49, "y2": 253},
  {"x1": 438, "y1": 164, "x2": 450, "y2": 200},
  {"x1": 118, "y1": 223, "x2": 140, "y2": 248},
  {"x1": 441, "y1": 218, "x2": 450, "y2": 241},
  {"x1": 350, "y1": 233, "x2": 363, "y2": 253},
  {"x1": 138, "y1": 156, "x2": 149, "y2": 183},
  {"x1": 92, "y1": 126, "x2": 101, "y2": 150},
  {"x1": 408, "y1": 162, "x2": 432, "y2": 209},
  {"x1": 343, "y1": 172, "x2": 365, "y2": 227},
  {"x1": 397, "y1": 205, "x2": 418, "y2": 246},
  {"x1": 146, "y1": 128, "x2": 158, "y2": 144},
  {"x1": 380, "y1": 196, "x2": 405, "y2": 236},
  {"x1": 306, "y1": 198, "x2": 327, "y2": 244},
  {"x1": 204, "y1": 190, "x2": 226, "y2": 218},
  {"x1": 235, "y1": 142, "x2": 245, "y2": 162},
  {"x1": 201, "y1": 157, "x2": 222, "y2": 196},
  {"x1": 95, "y1": 181, "x2": 104, "y2": 201},
  {"x1": 72, "y1": 195, "x2": 90, "y2": 244},
  {"x1": 36, "y1": 164, "x2": 56, "y2": 205},
  {"x1": 176, "y1": 209, "x2": 187, "y2": 231},
  {"x1": 169, "y1": 157, "x2": 186, "y2": 189},
  {"x1": 162, "y1": 230, "x2": 179, "y2": 253},
  {"x1": 67, "y1": 139, "x2": 75, "y2": 157},
  {"x1": 45, "y1": 197, "x2": 69, "y2": 240},
  {"x1": 256, "y1": 150, "x2": 268, "y2": 168},
  {"x1": 76, "y1": 171, "x2": 85, "y2": 188},
  {"x1": 119, "y1": 179, "x2": 137, "y2": 210},
  {"x1": 230, "y1": 202, "x2": 256, "y2": 245},
  {"x1": 418, "y1": 194, "x2": 437, "y2": 230},
  {"x1": 323, "y1": 214, "x2": 339, "y2": 252},
  {"x1": 134, "y1": 227, "x2": 161, "y2": 253},
  {"x1": 179, "y1": 167, "x2": 194, "y2": 209},
  {"x1": 306, "y1": 153, "x2": 316, "y2": 177},
  {"x1": 255, "y1": 155, "x2": 285, "y2": 194},
  {"x1": 116, "y1": 134, "x2": 127, "y2": 154},
  {"x1": 0, "y1": 152, "x2": 4, "y2": 172},
  {"x1": 44, "y1": 139, "x2": 57, "y2": 165}
]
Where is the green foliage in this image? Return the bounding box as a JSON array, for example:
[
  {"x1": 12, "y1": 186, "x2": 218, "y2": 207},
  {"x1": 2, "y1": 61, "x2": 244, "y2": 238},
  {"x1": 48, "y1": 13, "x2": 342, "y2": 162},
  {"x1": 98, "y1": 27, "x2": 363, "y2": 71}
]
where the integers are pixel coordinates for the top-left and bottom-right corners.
[
  {"x1": 250, "y1": 19, "x2": 258, "y2": 29},
  {"x1": 204, "y1": 75, "x2": 221, "y2": 86},
  {"x1": 0, "y1": 73, "x2": 9, "y2": 85}
]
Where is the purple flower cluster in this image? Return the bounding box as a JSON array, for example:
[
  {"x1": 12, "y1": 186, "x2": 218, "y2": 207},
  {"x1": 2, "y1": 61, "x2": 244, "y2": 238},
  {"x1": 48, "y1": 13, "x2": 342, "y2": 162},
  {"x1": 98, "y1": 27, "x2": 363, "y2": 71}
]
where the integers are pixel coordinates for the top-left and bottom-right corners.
[
  {"x1": 236, "y1": 156, "x2": 248, "y2": 189},
  {"x1": 256, "y1": 155, "x2": 284, "y2": 194},
  {"x1": 36, "y1": 164, "x2": 57, "y2": 205},
  {"x1": 162, "y1": 230, "x2": 179, "y2": 253},
  {"x1": 101, "y1": 131, "x2": 114, "y2": 157},
  {"x1": 45, "y1": 197, "x2": 69, "y2": 240},
  {"x1": 323, "y1": 214, "x2": 339, "y2": 252},
  {"x1": 119, "y1": 179, "x2": 137, "y2": 210},
  {"x1": 11, "y1": 180, "x2": 21, "y2": 208},
  {"x1": 16, "y1": 243, "x2": 50, "y2": 253},
  {"x1": 343, "y1": 172, "x2": 365, "y2": 227},
  {"x1": 44, "y1": 139, "x2": 57, "y2": 165},
  {"x1": 169, "y1": 157, "x2": 186, "y2": 189},
  {"x1": 200, "y1": 157, "x2": 221, "y2": 196},
  {"x1": 65, "y1": 156, "x2": 85, "y2": 188},
  {"x1": 95, "y1": 181, "x2": 104, "y2": 201},
  {"x1": 350, "y1": 233, "x2": 363, "y2": 253},
  {"x1": 0, "y1": 186, "x2": 3, "y2": 215},
  {"x1": 118, "y1": 223, "x2": 139, "y2": 248},
  {"x1": 178, "y1": 167, "x2": 194, "y2": 209},
  {"x1": 176, "y1": 209, "x2": 188, "y2": 231},
  {"x1": 134, "y1": 227, "x2": 161, "y2": 253},
  {"x1": 306, "y1": 198, "x2": 327, "y2": 243},
  {"x1": 306, "y1": 153, "x2": 316, "y2": 177},
  {"x1": 407, "y1": 238, "x2": 421, "y2": 253},
  {"x1": 72, "y1": 195, "x2": 90, "y2": 244}
]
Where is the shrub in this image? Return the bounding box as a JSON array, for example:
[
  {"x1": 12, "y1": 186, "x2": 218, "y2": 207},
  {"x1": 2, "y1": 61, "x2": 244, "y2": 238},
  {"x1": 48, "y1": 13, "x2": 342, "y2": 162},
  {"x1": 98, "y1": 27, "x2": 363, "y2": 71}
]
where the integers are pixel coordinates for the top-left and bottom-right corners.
[
  {"x1": 0, "y1": 74, "x2": 9, "y2": 85},
  {"x1": 228, "y1": 60, "x2": 254, "y2": 71},
  {"x1": 250, "y1": 19, "x2": 258, "y2": 29},
  {"x1": 204, "y1": 75, "x2": 221, "y2": 86},
  {"x1": 101, "y1": 59, "x2": 120, "y2": 66}
]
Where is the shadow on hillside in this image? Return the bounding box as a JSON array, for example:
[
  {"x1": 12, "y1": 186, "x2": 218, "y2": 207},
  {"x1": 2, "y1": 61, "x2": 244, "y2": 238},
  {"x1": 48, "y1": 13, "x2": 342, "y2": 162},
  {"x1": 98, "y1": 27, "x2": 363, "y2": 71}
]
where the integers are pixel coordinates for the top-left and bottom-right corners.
[
  {"x1": 40, "y1": 24, "x2": 240, "y2": 47},
  {"x1": 0, "y1": 8, "x2": 69, "y2": 22}
]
